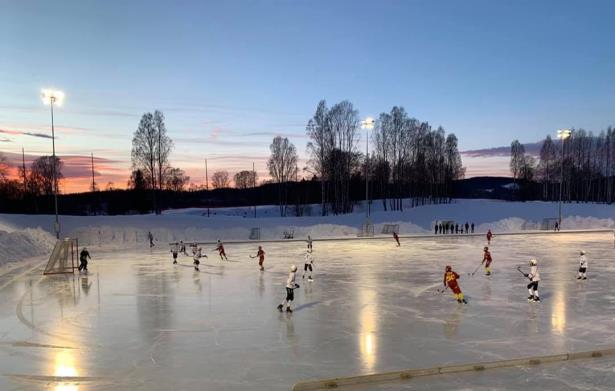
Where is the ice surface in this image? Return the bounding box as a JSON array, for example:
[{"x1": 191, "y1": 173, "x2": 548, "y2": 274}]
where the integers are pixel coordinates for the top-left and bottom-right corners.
[{"x1": 0, "y1": 232, "x2": 613, "y2": 390}]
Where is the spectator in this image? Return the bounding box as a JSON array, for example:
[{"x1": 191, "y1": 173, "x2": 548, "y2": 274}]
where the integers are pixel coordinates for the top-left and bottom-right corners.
[
  {"x1": 435, "y1": 223, "x2": 439, "y2": 235},
  {"x1": 465, "y1": 222, "x2": 469, "y2": 234},
  {"x1": 455, "y1": 224, "x2": 459, "y2": 234},
  {"x1": 471, "y1": 223, "x2": 475, "y2": 233}
]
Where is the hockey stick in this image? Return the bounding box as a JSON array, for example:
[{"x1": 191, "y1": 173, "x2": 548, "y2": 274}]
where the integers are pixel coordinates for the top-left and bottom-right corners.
[
  {"x1": 516, "y1": 266, "x2": 530, "y2": 280},
  {"x1": 468, "y1": 263, "x2": 482, "y2": 276}
]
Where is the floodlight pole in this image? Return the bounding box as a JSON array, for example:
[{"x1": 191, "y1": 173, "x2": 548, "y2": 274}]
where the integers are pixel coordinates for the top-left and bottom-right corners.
[{"x1": 50, "y1": 97, "x2": 60, "y2": 239}]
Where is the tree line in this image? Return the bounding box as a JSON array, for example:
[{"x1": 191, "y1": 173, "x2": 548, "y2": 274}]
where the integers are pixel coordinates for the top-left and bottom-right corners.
[
  {"x1": 509, "y1": 127, "x2": 615, "y2": 203},
  {"x1": 1, "y1": 100, "x2": 466, "y2": 215}
]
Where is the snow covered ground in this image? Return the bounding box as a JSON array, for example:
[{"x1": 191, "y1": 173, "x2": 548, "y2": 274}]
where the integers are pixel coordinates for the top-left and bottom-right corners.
[
  {"x1": 0, "y1": 199, "x2": 613, "y2": 267},
  {"x1": 0, "y1": 231, "x2": 613, "y2": 390}
]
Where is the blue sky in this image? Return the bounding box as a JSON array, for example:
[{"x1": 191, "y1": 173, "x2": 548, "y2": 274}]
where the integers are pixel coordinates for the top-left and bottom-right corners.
[{"x1": 1, "y1": 0, "x2": 614, "y2": 191}]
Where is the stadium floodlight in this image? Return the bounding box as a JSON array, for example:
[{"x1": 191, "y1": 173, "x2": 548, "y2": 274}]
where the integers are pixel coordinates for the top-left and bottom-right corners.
[
  {"x1": 41, "y1": 88, "x2": 65, "y2": 239},
  {"x1": 362, "y1": 117, "x2": 375, "y2": 218},
  {"x1": 556, "y1": 129, "x2": 572, "y2": 228}
]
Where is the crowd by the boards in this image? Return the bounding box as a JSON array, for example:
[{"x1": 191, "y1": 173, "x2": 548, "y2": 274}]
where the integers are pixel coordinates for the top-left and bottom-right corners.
[{"x1": 434, "y1": 221, "x2": 475, "y2": 235}]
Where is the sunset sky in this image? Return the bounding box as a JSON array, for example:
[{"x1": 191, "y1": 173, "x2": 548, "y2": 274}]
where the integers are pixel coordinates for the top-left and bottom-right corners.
[{"x1": 2, "y1": 0, "x2": 614, "y2": 193}]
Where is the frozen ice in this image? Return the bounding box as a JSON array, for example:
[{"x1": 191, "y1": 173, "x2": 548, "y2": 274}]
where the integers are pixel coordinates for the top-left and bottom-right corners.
[{"x1": 0, "y1": 231, "x2": 613, "y2": 390}]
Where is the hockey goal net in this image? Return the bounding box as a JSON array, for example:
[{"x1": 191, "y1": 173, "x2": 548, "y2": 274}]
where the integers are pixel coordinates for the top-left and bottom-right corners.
[
  {"x1": 382, "y1": 224, "x2": 399, "y2": 234},
  {"x1": 43, "y1": 238, "x2": 78, "y2": 275},
  {"x1": 541, "y1": 218, "x2": 559, "y2": 231},
  {"x1": 358, "y1": 218, "x2": 374, "y2": 237}
]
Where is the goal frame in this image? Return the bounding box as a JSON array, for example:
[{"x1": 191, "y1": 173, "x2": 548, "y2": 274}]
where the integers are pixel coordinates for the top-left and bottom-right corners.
[{"x1": 43, "y1": 238, "x2": 78, "y2": 275}]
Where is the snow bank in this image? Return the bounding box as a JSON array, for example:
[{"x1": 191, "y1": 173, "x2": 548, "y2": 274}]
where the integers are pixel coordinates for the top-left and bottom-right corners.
[
  {"x1": 0, "y1": 199, "x2": 612, "y2": 255},
  {"x1": 0, "y1": 228, "x2": 55, "y2": 265}
]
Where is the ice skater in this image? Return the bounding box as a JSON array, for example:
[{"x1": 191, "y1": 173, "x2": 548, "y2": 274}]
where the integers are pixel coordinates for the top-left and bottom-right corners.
[
  {"x1": 171, "y1": 243, "x2": 179, "y2": 264},
  {"x1": 486, "y1": 229, "x2": 493, "y2": 245},
  {"x1": 250, "y1": 246, "x2": 266, "y2": 271},
  {"x1": 481, "y1": 246, "x2": 493, "y2": 276},
  {"x1": 307, "y1": 235, "x2": 313, "y2": 253},
  {"x1": 443, "y1": 265, "x2": 467, "y2": 304},
  {"x1": 302, "y1": 252, "x2": 314, "y2": 281},
  {"x1": 393, "y1": 231, "x2": 400, "y2": 247},
  {"x1": 277, "y1": 265, "x2": 300, "y2": 313},
  {"x1": 78, "y1": 247, "x2": 91, "y2": 272},
  {"x1": 520, "y1": 258, "x2": 541, "y2": 302},
  {"x1": 577, "y1": 250, "x2": 588, "y2": 280},
  {"x1": 193, "y1": 247, "x2": 206, "y2": 271},
  {"x1": 215, "y1": 240, "x2": 228, "y2": 261},
  {"x1": 179, "y1": 240, "x2": 187, "y2": 255},
  {"x1": 148, "y1": 231, "x2": 155, "y2": 247}
]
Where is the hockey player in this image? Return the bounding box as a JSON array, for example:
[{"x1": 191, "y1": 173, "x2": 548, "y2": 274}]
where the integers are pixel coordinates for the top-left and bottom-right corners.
[
  {"x1": 522, "y1": 258, "x2": 541, "y2": 302},
  {"x1": 302, "y1": 252, "x2": 314, "y2": 281},
  {"x1": 251, "y1": 246, "x2": 265, "y2": 271},
  {"x1": 577, "y1": 250, "x2": 588, "y2": 280},
  {"x1": 148, "y1": 231, "x2": 154, "y2": 247},
  {"x1": 393, "y1": 231, "x2": 400, "y2": 246},
  {"x1": 179, "y1": 240, "x2": 187, "y2": 255},
  {"x1": 481, "y1": 246, "x2": 493, "y2": 276},
  {"x1": 78, "y1": 247, "x2": 91, "y2": 272},
  {"x1": 171, "y1": 243, "x2": 179, "y2": 264},
  {"x1": 193, "y1": 247, "x2": 207, "y2": 271},
  {"x1": 443, "y1": 265, "x2": 467, "y2": 304},
  {"x1": 215, "y1": 240, "x2": 228, "y2": 261},
  {"x1": 277, "y1": 265, "x2": 300, "y2": 313},
  {"x1": 486, "y1": 229, "x2": 493, "y2": 245},
  {"x1": 307, "y1": 235, "x2": 313, "y2": 252}
]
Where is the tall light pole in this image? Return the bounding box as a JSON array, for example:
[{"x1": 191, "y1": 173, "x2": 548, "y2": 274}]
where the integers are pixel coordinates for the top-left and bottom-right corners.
[
  {"x1": 361, "y1": 117, "x2": 375, "y2": 218},
  {"x1": 557, "y1": 129, "x2": 571, "y2": 227},
  {"x1": 41, "y1": 89, "x2": 65, "y2": 239}
]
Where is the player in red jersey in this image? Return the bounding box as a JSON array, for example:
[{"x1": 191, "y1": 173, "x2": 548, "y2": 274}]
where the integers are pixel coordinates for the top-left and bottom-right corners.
[
  {"x1": 482, "y1": 246, "x2": 493, "y2": 276},
  {"x1": 443, "y1": 265, "x2": 467, "y2": 304},
  {"x1": 251, "y1": 246, "x2": 265, "y2": 271},
  {"x1": 215, "y1": 240, "x2": 228, "y2": 261}
]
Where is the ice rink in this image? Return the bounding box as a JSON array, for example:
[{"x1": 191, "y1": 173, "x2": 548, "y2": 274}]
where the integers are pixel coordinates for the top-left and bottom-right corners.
[{"x1": 0, "y1": 231, "x2": 614, "y2": 390}]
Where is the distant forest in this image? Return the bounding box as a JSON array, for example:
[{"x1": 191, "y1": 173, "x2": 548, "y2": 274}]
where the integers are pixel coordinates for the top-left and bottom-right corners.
[{"x1": 1, "y1": 100, "x2": 613, "y2": 216}]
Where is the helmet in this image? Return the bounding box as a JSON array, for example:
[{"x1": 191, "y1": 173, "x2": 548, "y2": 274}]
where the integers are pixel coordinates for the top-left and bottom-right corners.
[
  {"x1": 258, "y1": 246, "x2": 262, "y2": 250},
  {"x1": 484, "y1": 246, "x2": 488, "y2": 251},
  {"x1": 445, "y1": 265, "x2": 452, "y2": 272},
  {"x1": 82, "y1": 247, "x2": 87, "y2": 251},
  {"x1": 291, "y1": 265, "x2": 297, "y2": 272},
  {"x1": 580, "y1": 250, "x2": 585, "y2": 255},
  {"x1": 530, "y1": 258, "x2": 537, "y2": 266}
]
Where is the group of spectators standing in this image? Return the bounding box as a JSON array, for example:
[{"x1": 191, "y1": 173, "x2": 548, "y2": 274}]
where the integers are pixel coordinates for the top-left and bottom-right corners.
[{"x1": 435, "y1": 221, "x2": 475, "y2": 235}]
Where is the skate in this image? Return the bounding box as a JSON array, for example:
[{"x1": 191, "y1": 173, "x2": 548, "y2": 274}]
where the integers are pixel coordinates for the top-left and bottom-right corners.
[
  {"x1": 533, "y1": 296, "x2": 541, "y2": 302},
  {"x1": 173, "y1": 260, "x2": 177, "y2": 264},
  {"x1": 582, "y1": 277, "x2": 587, "y2": 280},
  {"x1": 577, "y1": 276, "x2": 582, "y2": 280},
  {"x1": 286, "y1": 307, "x2": 293, "y2": 313},
  {"x1": 462, "y1": 299, "x2": 468, "y2": 304},
  {"x1": 277, "y1": 304, "x2": 283, "y2": 312},
  {"x1": 457, "y1": 299, "x2": 462, "y2": 304},
  {"x1": 528, "y1": 296, "x2": 534, "y2": 301},
  {"x1": 194, "y1": 267, "x2": 199, "y2": 271},
  {"x1": 302, "y1": 274, "x2": 305, "y2": 279},
  {"x1": 308, "y1": 276, "x2": 313, "y2": 282},
  {"x1": 486, "y1": 272, "x2": 491, "y2": 276}
]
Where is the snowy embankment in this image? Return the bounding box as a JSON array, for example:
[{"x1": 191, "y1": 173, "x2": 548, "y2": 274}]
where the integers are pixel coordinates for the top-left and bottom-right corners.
[
  {"x1": 0, "y1": 199, "x2": 613, "y2": 258},
  {"x1": 0, "y1": 228, "x2": 55, "y2": 266}
]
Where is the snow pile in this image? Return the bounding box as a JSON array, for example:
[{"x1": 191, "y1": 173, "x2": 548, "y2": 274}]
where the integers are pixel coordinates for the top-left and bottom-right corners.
[{"x1": 0, "y1": 228, "x2": 55, "y2": 265}]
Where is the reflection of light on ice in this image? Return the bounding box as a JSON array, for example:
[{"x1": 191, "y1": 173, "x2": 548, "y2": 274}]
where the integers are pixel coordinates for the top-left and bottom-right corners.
[
  {"x1": 358, "y1": 289, "x2": 378, "y2": 371},
  {"x1": 551, "y1": 283, "x2": 567, "y2": 336},
  {"x1": 53, "y1": 350, "x2": 79, "y2": 391}
]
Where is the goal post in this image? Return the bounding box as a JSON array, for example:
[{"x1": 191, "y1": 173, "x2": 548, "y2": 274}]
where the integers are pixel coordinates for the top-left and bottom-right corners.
[
  {"x1": 44, "y1": 238, "x2": 78, "y2": 275},
  {"x1": 358, "y1": 218, "x2": 374, "y2": 237}
]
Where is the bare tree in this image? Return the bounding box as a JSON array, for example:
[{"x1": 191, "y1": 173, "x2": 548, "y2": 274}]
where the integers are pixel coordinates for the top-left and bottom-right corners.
[
  {"x1": 538, "y1": 135, "x2": 557, "y2": 200},
  {"x1": 128, "y1": 169, "x2": 147, "y2": 191},
  {"x1": 268, "y1": 136, "x2": 298, "y2": 216},
  {"x1": 29, "y1": 156, "x2": 63, "y2": 196},
  {"x1": 234, "y1": 170, "x2": 258, "y2": 189},
  {"x1": 131, "y1": 113, "x2": 157, "y2": 209},
  {"x1": 510, "y1": 140, "x2": 525, "y2": 182},
  {"x1": 0, "y1": 153, "x2": 8, "y2": 182},
  {"x1": 165, "y1": 167, "x2": 190, "y2": 191},
  {"x1": 211, "y1": 170, "x2": 230, "y2": 189},
  {"x1": 306, "y1": 100, "x2": 330, "y2": 215},
  {"x1": 153, "y1": 110, "x2": 173, "y2": 192}
]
